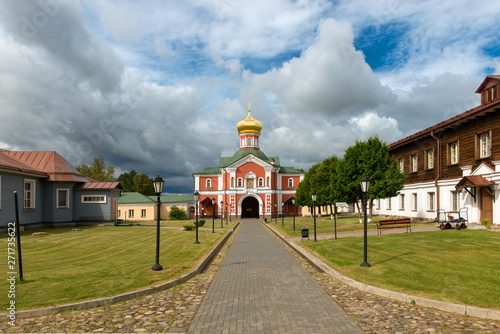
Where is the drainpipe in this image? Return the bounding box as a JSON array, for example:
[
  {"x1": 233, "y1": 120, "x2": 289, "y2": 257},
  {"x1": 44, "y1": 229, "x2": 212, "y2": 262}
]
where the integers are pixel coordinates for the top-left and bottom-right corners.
[{"x1": 431, "y1": 130, "x2": 441, "y2": 213}]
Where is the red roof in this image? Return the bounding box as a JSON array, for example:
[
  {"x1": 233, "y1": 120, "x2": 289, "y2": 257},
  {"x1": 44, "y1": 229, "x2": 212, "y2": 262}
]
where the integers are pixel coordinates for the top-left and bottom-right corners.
[
  {"x1": 74, "y1": 182, "x2": 122, "y2": 190},
  {"x1": 456, "y1": 175, "x2": 492, "y2": 189},
  {"x1": 0, "y1": 150, "x2": 47, "y2": 177},
  {"x1": 0, "y1": 150, "x2": 89, "y2": 182}
]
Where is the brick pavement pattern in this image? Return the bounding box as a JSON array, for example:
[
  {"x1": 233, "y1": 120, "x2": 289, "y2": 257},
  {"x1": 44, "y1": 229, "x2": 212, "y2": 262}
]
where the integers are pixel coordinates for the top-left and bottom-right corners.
[{"x1": 188, "y1": 219, "x2": 363, "y2": 334}]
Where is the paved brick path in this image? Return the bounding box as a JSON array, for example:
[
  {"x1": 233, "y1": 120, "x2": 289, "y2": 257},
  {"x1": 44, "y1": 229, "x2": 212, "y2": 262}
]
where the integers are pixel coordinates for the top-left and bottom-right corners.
[{"x1": 188, "y1": 219, "x2": 363, "y2": 334}]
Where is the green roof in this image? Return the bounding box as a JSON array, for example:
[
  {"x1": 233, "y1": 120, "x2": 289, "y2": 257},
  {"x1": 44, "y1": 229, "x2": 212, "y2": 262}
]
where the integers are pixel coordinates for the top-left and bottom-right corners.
[
  {"x1": 149, "y1": 195, "x2": 195, "y2": 204},
  {"x1": 279, "y1": 167, "x2": 304, "y2": 174},
  {"x1": 196, "y1": 167, "x2": 222, "y2": 175},
  {"x1": 118, "y1": 192, "x2": 155, "y2": 204},
  {"x1": 194, "y1": 149, "x2": 284, "y2": 174}
]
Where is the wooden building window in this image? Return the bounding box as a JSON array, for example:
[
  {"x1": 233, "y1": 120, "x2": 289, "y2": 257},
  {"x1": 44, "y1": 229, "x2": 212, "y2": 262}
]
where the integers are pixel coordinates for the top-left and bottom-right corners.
[
  {"x1": 24, "y1": 179, "x2": 36, "y2": 209},
  {"x1": 398, "y1": 157, "x2": 404, "y2": 173},
  {"x1": 476, "y1": 131, "x2": 491, "y2": 159},
  {"x1": 426, "y1": 148, "x2": 434, "y2": 169},
  {"x1": 448, "y1": 141, "x2": 459, "y2": 165},
  {"x1": 411, "y1": 154, "x2": 418, "y2": 172},
  {"x1": 56, "y1": 189, "x2": 69, "y2": 209}
]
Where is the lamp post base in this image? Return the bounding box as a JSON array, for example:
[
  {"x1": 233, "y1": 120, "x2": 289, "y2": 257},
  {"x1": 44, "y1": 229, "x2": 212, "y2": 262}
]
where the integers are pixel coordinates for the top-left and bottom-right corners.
[
  {"x1": 152, "y1": 263, "x2": 163, "y2": 271},
  {"x1": 194, "y1": 241, "x2": 200, "y2": 244},
  {"x1": 360, "y1": 261, "x2": 371, "y2": 267}
]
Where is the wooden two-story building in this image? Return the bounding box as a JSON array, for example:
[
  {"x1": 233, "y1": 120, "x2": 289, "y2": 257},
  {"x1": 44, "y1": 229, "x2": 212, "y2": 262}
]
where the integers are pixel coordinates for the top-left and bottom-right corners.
[{"x1": 373, "y1": 75, "x2": 500, "y2": 225}]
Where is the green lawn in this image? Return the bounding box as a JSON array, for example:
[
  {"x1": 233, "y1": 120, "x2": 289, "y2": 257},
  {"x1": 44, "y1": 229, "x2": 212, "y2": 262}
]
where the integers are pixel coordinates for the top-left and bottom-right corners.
[
  {"x1": 270, "y1": 215, "x2": 430, "y2": 237},
  {"x1": 301, "y1": 229, "x2": 500, "y2": 309},
  {"x1": 0, "y1": 225, "x2": 227, "y2": 310},
  {"x1": 131, "y1": 219, "x2": 239, "y2": 230}
]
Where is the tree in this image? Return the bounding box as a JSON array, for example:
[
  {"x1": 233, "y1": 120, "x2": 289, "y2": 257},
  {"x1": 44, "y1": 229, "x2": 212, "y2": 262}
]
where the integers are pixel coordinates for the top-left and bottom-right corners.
[
  {"x1": 76, "y1": 156, "x2": 115, "y2": 182},
  {"x1": 311, "y1": 156, "x2": 340, "y2": 218},
  {"x1": 335, "y1": 136, "x2": 405, "y2": 222},
  {"x1": 117, "y1": 170, "x2": 137, "y2": 192},
  {"x1": 295, "y1": 163, "x2": 320, "y2": 209},
  {"x1": 169, "y1": 207, "x2": 187, "y2": 220},
  {"x1": 132, "y1": 173, "x2": 155, "y2": 196}
]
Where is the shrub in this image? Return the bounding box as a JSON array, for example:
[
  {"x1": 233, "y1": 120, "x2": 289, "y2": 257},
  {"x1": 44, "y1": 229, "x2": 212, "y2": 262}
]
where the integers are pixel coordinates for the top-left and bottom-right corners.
[
  {"x1": 169, "y1": 207, "x2": 187, "y2": 220},
  {"x1": 183, "y1": 224, "x2": 194, "y2": 231},
  {"x1": 481, "y1": 218, "x2": 492, "y2": 227},
  {"x1": 197, "y1": 220, "x2": 206, "y2": 227}
]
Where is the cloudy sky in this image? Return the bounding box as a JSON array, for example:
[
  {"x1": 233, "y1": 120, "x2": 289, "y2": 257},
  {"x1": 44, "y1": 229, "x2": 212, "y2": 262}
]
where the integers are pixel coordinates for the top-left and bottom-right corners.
[{"x1": 1, "y1": 0, "x2": 499, "y2": 193}]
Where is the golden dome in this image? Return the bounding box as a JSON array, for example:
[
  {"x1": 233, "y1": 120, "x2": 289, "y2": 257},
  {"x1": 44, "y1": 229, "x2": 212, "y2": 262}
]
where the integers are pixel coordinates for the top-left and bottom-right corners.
[{"x1": 237, "y1": 104, "x2": 262, "y2": 134}]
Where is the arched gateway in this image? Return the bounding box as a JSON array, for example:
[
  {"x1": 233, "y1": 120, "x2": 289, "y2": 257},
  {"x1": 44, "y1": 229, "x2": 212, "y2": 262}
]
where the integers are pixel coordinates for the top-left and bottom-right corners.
[{"x1": 241, "y1": 196, "x2": 260, "y2": 218}]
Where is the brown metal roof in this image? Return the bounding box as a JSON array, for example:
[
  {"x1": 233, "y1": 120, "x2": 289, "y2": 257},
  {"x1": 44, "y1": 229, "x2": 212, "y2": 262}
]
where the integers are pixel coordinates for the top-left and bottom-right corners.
[
  {"x1": 390, "y1": 97, "x2": 500, "y2": 150},
  {"x1": 1, "y1": 150, "x2": 88, "y2": 182},
  {"x1": 455, "y1": 175, "x2": 492, "y2": 189},
  {"x1": 74, "y1": 182, "x2": 122, "y2": 190},
  {"x1": 475, "y1": 75, "x2": 500, "y2": 93},
  {"x1": 0, "y1": 150, "x2": 48, "y2": 177}
]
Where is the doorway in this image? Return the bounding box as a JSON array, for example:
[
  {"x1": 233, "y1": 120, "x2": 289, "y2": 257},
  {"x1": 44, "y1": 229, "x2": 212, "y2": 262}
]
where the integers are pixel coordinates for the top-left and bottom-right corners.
[
  {"x1": 480, "y1": 187, "x2": 493, "y2": 223},
  {"x1": 241, "y1": 196, "x2": 259, "y2": 218}
]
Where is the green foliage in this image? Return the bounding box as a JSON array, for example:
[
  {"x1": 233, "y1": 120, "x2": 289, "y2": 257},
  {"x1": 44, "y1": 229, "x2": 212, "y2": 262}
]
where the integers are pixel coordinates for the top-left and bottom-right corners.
[
  {"x1": 76, "y1": 156, "x2": 115, "y2": 182},
  {"x1": 196, "y1": 220, "x2": 206, "y2": 227},
  {"x1": 132, "y1": 173, "x2": 155, "y2": 196},
  {"x1": 335, "y1": 136, "x2": 405, "y2": 203},
  {"x1": 169, "y1": 207, "x2": 187, "y2": 220},
  {"x1": 117, "y1": 170, "x2": 137, "y2": 192},
  {"x1": 183, "y1": 224, "x2": 194, "y2": 231},
  {"x1": 481, "y1": 218, "x2": 491, "y2": 227}
]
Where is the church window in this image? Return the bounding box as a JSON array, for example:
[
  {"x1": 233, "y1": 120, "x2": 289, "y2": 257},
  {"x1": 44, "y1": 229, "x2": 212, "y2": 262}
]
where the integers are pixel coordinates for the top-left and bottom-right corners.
[
  {"x1": 206, "y1": 179, "x2": 212, "y2": 188},
  {"x1": 231, "y1": 177, "x2": 234, "y2": 188},
  {"x1": 237, "y1": 178, "x2": 243, "y2": 187},
  {"x1": 258, "y1": 178, "x2": 264, "y2": 187},
  {"x1": 247, "y1": 137, "x2": 252, "y2": 146},
  {"x1": 266, "y1": 177, "x2": 270, "y2": 187},
  {"x1": 288, "y1": 178, "x2": 294, "y2": 188}
]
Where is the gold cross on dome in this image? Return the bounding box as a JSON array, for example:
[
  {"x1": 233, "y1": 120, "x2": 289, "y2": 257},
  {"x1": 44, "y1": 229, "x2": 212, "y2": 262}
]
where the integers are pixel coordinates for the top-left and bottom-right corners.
[{"x1": 248, "y1": 102, "x2": 251, "y2": 112}]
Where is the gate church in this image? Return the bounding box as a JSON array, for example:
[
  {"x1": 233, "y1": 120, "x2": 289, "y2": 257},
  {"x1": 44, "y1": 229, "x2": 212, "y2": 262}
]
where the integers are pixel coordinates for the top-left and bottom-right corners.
[{"x1": 193, "y1": 106, "x2": 304, "y2": 219}]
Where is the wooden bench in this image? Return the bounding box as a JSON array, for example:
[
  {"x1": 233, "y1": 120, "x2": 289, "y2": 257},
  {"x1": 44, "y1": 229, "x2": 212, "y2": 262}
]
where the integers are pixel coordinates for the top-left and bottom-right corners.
[{"x1": 377, "y1": 218, "x2": 411, "y2": 235}]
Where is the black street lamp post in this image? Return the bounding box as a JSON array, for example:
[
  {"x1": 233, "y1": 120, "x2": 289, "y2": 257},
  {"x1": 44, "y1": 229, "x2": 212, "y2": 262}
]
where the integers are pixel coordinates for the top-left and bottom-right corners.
[
  {"x1": 229, "y1": 204, "x2": 232, "y2": 222},
  {"x1": 291, "y1": 197, "x2": 296, "y2": 231},
  {"x1": 281, "y1": 201, "x2": 284, "y2": 226},
  {"x1": 225, "y1": 203, "x2": 228, "y2": 224},
  {"x1": 220, "y1": 201, "x2": 224, "y2": 228},
  {"x1": 312, "y1": 191, "x2": 317, "y2": 242},
  {"x1": 211, "y1": 197, "x2": 215, "y2": 233},
  {"x1": 152, "y1": 174, "x2": 164, "y2": 271},
  {"x1": 360, "y1": 176, "x2": 371, "y2": 267},
  {"x1": 194, "y1": 191, "x2": 200, "y2": 244},
  {"x1": 274, "y1": 203, "x2": 277, "y2": 223}
]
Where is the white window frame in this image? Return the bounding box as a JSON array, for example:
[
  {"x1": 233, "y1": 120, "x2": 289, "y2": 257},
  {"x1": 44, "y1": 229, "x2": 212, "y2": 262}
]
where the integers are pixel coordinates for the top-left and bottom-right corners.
[
  {"x1": 118, "y1": 210, "x2": 121, "y2": 218},
  {"x1": 426, "y1": 148, "x2": 434, "y2": 169},
  {"x1": 288, "y1": 178, "x2": 293, "y2": 188},
  {"x1": 387, "y1": 197, "x2": 392, "y2": 210},
  {"x1": 412, "y1": 193, "x2": 417, "y2": 211},
  {"x1": 449, "y1": 141, "x2": 459, "y2": 165},
  {"x1": 478, "y1": 131, "x2": 491, "y2": 158},
  {"x1": 247, "y1": 137, "x2": 252, "y2": 146},
  {"x1": 129, "y1": 209, "x2": 134, "y2": 218},
  {"x1": 56, "y1": 188, "x2": 70, "y2": 209},
  {"x1": 400, "y1": 194, "x2": 405, "y2": 210},
  {"x1": 141, "y1": 209, "x2": 147, "y2": 218},
  {"x1": 398, "y1": 158, "x2": 404, "y2": 173},
  {"x1": 411, "y1": 154, "x2": 418, "y2": 172},
  {"x1": 24, "y1": 179, "x2": 36, "y2": 209},
  {"x1": 206, "y1": 179, "x2": 212, "y2": 188},
  {"x1": 451, "y1": 191, "x2": 458, "y2": 211},
  {"x1": 81, "y1": 195, "x2": 107, "y2": 204},
  {"x1": 237, "y1": 178, "x2": 243, "y2": 187},
  {"x1": 428, "y1": 192, "x2": 435, "y2": 211},
  {"x1": 258, "y1": 178, "x2": 264, "y2": 187}
]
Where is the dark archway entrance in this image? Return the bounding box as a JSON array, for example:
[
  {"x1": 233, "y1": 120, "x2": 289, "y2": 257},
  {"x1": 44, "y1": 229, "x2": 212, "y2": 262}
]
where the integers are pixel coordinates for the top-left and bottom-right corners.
[{"x1": 241, "y1": 196, "x2": 259, "y2": 218}]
